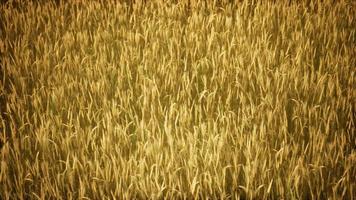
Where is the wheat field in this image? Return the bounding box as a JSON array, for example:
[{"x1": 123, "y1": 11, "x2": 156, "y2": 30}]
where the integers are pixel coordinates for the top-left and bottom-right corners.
[{"x1": 0, "y1": 0, "x2": 355, "y2": 199}]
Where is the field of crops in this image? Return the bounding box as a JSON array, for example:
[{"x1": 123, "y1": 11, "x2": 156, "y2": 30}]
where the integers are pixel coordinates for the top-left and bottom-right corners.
[{"x1": 0, "y1": 0, "x2": 355, "y2": 199}]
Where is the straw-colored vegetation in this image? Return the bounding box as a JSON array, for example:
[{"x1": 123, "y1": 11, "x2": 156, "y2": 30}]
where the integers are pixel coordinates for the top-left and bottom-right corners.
[{"x1": 0, "y1": 0, "x2": 355, "y2": 199}]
